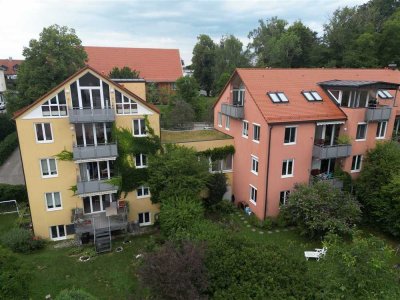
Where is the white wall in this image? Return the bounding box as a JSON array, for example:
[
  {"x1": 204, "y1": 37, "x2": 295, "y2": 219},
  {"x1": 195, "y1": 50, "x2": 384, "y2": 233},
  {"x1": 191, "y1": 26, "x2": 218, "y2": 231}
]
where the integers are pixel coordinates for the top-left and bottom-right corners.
[{"x1": 0, "y1": 70, "x2": 6, "y2": 93}]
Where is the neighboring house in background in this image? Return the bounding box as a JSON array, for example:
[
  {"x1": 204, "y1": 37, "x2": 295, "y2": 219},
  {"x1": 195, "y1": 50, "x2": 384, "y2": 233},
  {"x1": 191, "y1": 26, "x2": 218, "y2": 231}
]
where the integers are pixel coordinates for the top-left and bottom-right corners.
[
  {"x1": 14, "y1": 66, "x2": 161, "y2": 252},
  {"x1": 0, "y1": 68, "x2": 6, "y2": 109},
  {"x1": 0, "y1": 57, "x2": 23, "y2": 81},
  {"x1": 85, "y1": 46, "x2": 183, "y2": 95},
  {"x1": 214, "y1": 68, "x2": 400, "y2": 221}
]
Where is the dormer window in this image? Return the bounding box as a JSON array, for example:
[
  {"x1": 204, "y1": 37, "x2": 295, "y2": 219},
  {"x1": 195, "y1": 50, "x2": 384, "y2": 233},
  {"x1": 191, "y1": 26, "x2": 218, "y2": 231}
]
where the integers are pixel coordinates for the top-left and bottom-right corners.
[
  {"x1": 377, "y1": 90, "x2": 393, "y2": 99},
  {"x1": 233, "y1": 85, "x2": 245, "y2": 106},
  {"x1": 268, "y1": 92, "x2": 288, "y2": 103},
  {"x1": 302, "y1": 91, "x2": 322, "y2": 101}
]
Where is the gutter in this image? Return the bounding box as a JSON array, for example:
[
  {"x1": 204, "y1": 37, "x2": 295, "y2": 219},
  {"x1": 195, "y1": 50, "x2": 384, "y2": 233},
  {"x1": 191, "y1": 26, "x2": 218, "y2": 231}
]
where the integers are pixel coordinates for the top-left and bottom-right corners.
[{"x1": 264, "y1": 124, "x2": 273, "y2": 220}]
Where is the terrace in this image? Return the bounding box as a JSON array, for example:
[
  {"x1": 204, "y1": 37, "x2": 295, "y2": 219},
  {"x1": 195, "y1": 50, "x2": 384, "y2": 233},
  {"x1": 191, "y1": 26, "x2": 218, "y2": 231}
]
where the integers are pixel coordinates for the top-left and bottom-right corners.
[{"x1": 161, "y1": 129, "x2": 232, "y2": 144}]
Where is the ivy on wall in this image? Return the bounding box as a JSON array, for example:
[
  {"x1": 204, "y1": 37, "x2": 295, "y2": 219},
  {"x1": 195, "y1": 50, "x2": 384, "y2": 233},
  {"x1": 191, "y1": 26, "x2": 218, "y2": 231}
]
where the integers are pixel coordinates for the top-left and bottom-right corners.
[
  {"x1": 55, "y1": 149, "x2": 73, "y2": 161},
  {"x1": 198, "y1": 145, "x2": 235, "y2": 161}
]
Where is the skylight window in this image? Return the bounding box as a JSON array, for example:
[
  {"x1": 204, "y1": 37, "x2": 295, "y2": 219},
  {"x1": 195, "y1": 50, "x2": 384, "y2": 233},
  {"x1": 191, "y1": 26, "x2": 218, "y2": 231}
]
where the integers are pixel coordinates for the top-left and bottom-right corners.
[
  {"x1": 377, "y1": 90, "x2": 393, "y2": 99},
  {"x1": 268, "y1": 92, "x2": 289, "y2": 103},
  {"x1": 302, "y1": 91, "x2": 322, "y2": 101}
]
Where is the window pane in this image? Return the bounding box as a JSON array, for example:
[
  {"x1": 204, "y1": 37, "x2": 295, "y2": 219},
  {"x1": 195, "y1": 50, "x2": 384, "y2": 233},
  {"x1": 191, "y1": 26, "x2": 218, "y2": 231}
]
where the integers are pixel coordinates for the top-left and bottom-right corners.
[
  {"x1": 383, "y1": 90, "x2": 392, "y2": 98},
  {"x1": 46, "y1": 193, "x2": 53, "y2": 208},
  {"x1": 224, "y1": 154, "x2": 232, "y2": 170},
  {"x1": 70, "y1": 82, "x2": 79, "y2": 108},
  {"x1": 41, "y1": 159, "x2": 49, "y2": 176},
  {"x1": 42, "y1": 106, "x2": 50, "y2": 116},
  {"x1": 54, "y1": 192, "x2": 61, "y2": 207},
  {"x1": 51, "y1": 226, "x2": 57, "y2": 238},
  {"x1": 282, "y1": 161, "x2": 287, "y2": 175},
  {"x1": 133, "y1": 120, "x2": 139, "y2": 135},
  {"x1": 58, "y1": 91, "x2": 66, "y2": 104},
  {"x1": 137, "y1": 188, "x2": 143, "y2": 197},
  {"x1": 288, "y1": 160, "x2": 293, "y2": 174},
  {"x1": 303, "y1": 92, "x2": 314, "y2": 101},
  {"x1": 81, "y1": 89, "x2": 91, "y2": 108},
  {"x1": 351, "y1": 156, "x2": 357, "y2": 170},
  {"x1": 142, "y1": 155, "x2": 147, "y2": 166},
  {"x1": 102, "y1": 82, "x2": 110, "y2": 107},
  {"x1": 136, "y1": 154, "x2": 141, "y2": 166},
  {"x1": 145, "y1": 213, "x2": 150, "y2": 223},
  {"x1": 36, "y1": 124, "x2": 44, "y2": 141},
  {"x1": 44, "y1": 124, "x2": 52, "y2": 140},
  {"x1": 83, "y1": 197, "x2": 91, "y2": 214},
  {"x1": 49, "y1": 159, "x2": 57, "y2": 175},
  {"x1": 79, "y1": 72, "x2": 100, "y2": 87},
  {"x1": 278, "y1": 93, "x2": 288, "y2": 102},
  {"x1": 58, "y1": 225, "x2": 65, "y2": 237},
  {"x1": 269, "y1": 93, "x2": 280, "y2": 103},
  {"x1": 311, "y1": 92, "x2": 322, "y2": 101},
  {"x1": 92, "y1": 196, "x2": 101, "y2": 212},
  {"x1": 139, "y1": 213, "x2": 144, "y2": 223},
  {"x1": 140, "y1": 119, "x2": 146, "y2": 135},
  {"x1": 92, "y1": 90, "x2": 101, "y2": 109},
  {"x1": 284, "y1": 128, "x2": 290, "y2": 143}
]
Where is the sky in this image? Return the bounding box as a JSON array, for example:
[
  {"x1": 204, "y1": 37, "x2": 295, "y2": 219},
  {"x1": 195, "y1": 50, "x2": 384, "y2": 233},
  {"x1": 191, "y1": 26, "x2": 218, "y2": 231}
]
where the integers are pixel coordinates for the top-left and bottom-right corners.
[{"x1": 1, "y1": 0, "x2": 368, "y2": 65}]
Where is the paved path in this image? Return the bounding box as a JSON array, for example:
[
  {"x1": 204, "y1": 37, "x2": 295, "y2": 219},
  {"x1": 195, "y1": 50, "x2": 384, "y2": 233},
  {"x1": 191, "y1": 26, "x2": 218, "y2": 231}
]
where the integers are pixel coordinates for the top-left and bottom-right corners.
[{"x1": 0, "y1": 147, "x2": 25, "y2": 185}]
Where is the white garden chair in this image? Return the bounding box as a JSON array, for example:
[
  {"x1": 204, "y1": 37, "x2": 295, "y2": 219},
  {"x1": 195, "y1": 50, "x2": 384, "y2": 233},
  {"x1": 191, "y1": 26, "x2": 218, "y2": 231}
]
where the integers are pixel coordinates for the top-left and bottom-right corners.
[{"x1": 304, "y1": 247, "x2": 327, "y2": 261}]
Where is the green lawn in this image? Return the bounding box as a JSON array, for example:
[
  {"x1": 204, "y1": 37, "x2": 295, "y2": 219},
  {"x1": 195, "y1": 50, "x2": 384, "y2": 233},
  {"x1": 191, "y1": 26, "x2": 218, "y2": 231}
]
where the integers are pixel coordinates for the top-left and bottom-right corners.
[{"x1": 161, "y1": 129, "x2": 232, "y2": 144}]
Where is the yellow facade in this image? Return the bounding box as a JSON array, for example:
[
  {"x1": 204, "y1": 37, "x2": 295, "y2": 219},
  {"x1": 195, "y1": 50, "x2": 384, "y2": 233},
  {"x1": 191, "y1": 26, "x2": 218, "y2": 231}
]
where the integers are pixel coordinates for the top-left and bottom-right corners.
[
  {"x1": 15, "y1": 68, "x2": 161, "y2": 240},
  {"x1": 119, "y1": 82, "x2": 147, "y2": 101}
]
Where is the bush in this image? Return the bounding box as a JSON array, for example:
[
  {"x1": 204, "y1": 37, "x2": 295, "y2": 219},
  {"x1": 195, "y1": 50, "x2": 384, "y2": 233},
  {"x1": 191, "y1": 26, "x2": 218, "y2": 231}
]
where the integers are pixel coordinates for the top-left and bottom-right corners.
[
  {"x1": 0, "y1": 132, "x2": 18, "y2": 166},
  {"x1": 212, "y1": 200, "x2": 236, "y2": 214},
  {"x1": 281, "y1": 182, "x2": 361, "y2": 238},
  {"x1": 138, "y1": 241, "x2": 208, "y2": 300},
  {"x1": 55, "y1": 288, "x2": 97, "y2": 300},
  {"x1": 0, "y1": 114, "x2": 15, "y2": 140},
  {"x1": 159, "y1": 196, "x2": 205, "y2": 239},
  {"x1": 1, "y1": 228, "x2": 45, "y2": 253},
  {"x1": 205, "y1": 173, "x2": 227, "y2": 208},
  {"x1": 0, "y1": 184, "x2": 28, "y2": 203},
  {"x1": 0, "y1": 246, "x2": 31, "y2": 299}
]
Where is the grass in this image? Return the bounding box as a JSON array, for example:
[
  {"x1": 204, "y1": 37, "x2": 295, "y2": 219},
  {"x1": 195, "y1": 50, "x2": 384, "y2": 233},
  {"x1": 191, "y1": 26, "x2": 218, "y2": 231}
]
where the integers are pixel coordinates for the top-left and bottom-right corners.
[{"x1": 161, "y1": 129, "x2": 232, "y2": 144}]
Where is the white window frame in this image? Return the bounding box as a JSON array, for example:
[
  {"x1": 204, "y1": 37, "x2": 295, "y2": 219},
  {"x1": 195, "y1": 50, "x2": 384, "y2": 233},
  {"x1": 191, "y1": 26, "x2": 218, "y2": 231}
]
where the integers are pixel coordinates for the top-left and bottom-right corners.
[
  {"x1": 376, "y1": 121, "x2": 387, "y2": 139},
  {"x1": 279, "y1": 190, "x2": 290, "y2": 207},
  {"x1": 41, "y1": 91, "x2": 68, "y2": 117},
  {"x1": 136, "y1": 186, "x2": 150, "y2": 199},
  {"x1": 268, "y1": 92, "x2": 289, "y2": 103},
  {"x1": 284, "y1": 126, "x2": 297, "y2": 145},
  {"x1": 217, "y1": 112, "x2": 222, "y2": 127},
  {"x1": 253, "y1": 123, "x2": 260, "y2": 143},
  {"x1": 251, "y1": 155, "x2": 259, "y2": 175},
  {"x1": 138, "y1": 212, "x2": 151, "y2": 226},
  {"x1": 209, "y1": 154, "x2": 233, "y2": 173},
  {"x1": 115, "y1": 91, "x2": 138, "y2": 114},
  {"x1": 135, "y1": 154, "x2": 148, "y2": 168},
  {"x1": 45, "y1": 192, "x2": 62, "y2": 211},
  {"x1": 49, "y1": 225, "x2": 66, "y2": 241},
  {"x1": 351, "y1": 155, "x2": 362, "y2": 173},
  {"x1": 225, "y1": 115, "x2": 230, "y2": 130},
  {"x1": 249, "y1": 184, "x2": 257, "y2": 205},
  {"x1": 83, "y1": 194, "x2": 114, "y2": 214},
  {"x1": 242, "y1": 120, "x2": 249, "y2": 138},
  {"x1": 377, "y1": 90, "x2": 393, "y2": 99},
  {"x1": 355, "y1": 122, "x2": 368, "y2": 141},
  {"x1": 133, "y1": 119, "x2": 147, "y2": 137},
  {"x1": 40, "y1": 158, "x2": 58, "y2": 178},
  {"x1": 35, "y1": 123, "x2": 53, "y2": 143},
  {"x1": 282, "y1": 159, "x2": 294, "y2": 178}
]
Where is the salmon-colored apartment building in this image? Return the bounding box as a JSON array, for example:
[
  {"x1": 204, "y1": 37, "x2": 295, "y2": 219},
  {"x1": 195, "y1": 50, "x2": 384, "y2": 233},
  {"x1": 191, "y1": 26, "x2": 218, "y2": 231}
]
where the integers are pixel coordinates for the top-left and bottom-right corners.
[{"x1": 214, "y1": 68, "x2": 400, "y2": 220}]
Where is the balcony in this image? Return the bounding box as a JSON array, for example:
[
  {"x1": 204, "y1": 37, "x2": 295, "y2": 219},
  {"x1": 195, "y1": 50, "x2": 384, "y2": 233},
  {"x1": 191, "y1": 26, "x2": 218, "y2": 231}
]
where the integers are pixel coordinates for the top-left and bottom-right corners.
[
  {"x1": 310, "y1": 175, "x2": 344, "y2": 190},
  {"x1": 312, "y1": 144, "x2": 352, "y2": 159},
  {"x1": 73, "y1": 143, "x2": 118, "y2": 162},
  {"x1": 76, "y1": 179, "x2": 118, "y2": 196},
  {"x1": 68, "y1": 107, "x2": 115, "y2": 123},
  {"x1": 221, "y1": 103, "x2": 244, "y2": 119},
  {"x1": 365, "y1": 106, "x2": 391, "y2": 122}
]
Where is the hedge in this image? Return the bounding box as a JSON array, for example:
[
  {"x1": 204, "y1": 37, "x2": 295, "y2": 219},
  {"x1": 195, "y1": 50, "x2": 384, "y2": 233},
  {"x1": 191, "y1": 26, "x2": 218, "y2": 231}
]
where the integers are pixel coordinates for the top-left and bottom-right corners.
[
  {"x1": 0, "y1": 132, "x2": 18, "y2": 166},
  {"x1": 0, "y1": 184, "x2": 28, "y2": 203}
]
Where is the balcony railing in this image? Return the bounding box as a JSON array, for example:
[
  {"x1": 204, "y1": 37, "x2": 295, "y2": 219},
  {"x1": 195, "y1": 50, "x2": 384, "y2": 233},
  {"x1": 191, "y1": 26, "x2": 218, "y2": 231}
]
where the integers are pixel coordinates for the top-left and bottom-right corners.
[
  {"x1": 68, "y1": 107, "x2": 115, "y2": 123},
  {"x1": 310, "y1": 174, "x2": 344, "y2": 190},
  {"x1": 312, "y1": 144, "x2": 352, "y2": 159},
  {"x1": 221, "y1": 103, "x2": 244, "y2": 119},
  {"x1": 76, "y1": 179, "x2": 118, "y2": 196},
  {"x1": 365, "y1": 106, "x2": 392, "y2": 122},
  {"x1": 73, "y1": 143, "x2": 118, "y2": 161}
]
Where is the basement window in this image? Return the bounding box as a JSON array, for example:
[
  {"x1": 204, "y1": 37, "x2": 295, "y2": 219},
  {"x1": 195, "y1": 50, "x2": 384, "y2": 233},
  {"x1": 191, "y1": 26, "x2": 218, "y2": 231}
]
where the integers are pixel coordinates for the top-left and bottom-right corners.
[
  {"x1": 267, "y1": 92, "x2": 289, "y2": 103},
  {"x1": 377, "y1": 90, "x2": 393, "y2": 99},
  {"x1": 302, "y1": 91, "x2": 322, "y2": 101}
]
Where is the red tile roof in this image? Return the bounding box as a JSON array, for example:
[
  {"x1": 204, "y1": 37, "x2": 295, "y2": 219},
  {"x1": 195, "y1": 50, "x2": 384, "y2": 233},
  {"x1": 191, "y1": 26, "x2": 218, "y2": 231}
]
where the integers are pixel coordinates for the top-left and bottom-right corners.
[
  {"x1": 13, "y1": 65, "x2": 159, "y2": 119},
  {"x1": 85, "y1": 46, "x2": 183, "y2": 82},
  {"x1": 233, "y1": 68, "x2": 400, "y2": 124},
  {"x1": 0, "y1": 58, "x2": 24, "y2": 75}
]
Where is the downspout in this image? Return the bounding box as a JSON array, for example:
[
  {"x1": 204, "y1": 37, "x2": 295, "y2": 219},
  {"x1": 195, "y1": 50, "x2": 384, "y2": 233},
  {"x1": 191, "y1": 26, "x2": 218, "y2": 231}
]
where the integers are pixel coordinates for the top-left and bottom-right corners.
[{"x1": 264, "y1": 124, "x2": 273, "y2": 220}]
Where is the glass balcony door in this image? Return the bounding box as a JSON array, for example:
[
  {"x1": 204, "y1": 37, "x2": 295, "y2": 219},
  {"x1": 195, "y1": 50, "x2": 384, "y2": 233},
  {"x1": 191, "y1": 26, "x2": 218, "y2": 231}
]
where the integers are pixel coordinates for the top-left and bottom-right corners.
[
  {"x1": 75, "y1": 123, "x2": 112, "y2": 147},
  {"x1": 79, "y1": 160, "x2": 115, "y2": 182},
  {"x1": 83, "y1": 193, "x2": 115, "y2": 214},
  {"x1": 315, "y1": 124, "x2": 340, "y2": 146}
]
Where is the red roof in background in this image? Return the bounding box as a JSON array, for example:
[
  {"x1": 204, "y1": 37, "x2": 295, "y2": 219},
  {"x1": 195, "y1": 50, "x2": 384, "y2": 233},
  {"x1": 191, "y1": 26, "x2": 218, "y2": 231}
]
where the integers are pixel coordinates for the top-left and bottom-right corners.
[
  {"x1": 0, "y1": 58, "x2": 24, "y2": 75},
  {"x1": 235, "y1": 68, "x2": 400, "y2": 124},
  {"x1": 85, "y1": 46, "x2": 183, "y2": 82}
]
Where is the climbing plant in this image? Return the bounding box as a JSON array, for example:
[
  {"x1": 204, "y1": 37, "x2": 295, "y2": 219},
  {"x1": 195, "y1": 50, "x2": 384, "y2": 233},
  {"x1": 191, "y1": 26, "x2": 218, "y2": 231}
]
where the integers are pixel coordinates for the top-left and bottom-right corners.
[
  {"x1": 55, "y1": 149, "x2": 73, "y2": 161},
  {"x1": 198, "y1": 145, "x2": 235, "y2": 161}
]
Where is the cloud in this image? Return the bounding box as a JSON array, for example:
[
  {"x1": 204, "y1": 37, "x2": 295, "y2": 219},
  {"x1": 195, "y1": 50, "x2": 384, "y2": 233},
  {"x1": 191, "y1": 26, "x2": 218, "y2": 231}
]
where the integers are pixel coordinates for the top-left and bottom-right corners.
[{"x1": 0, "y1": 0, "x2": 369, "y2": 64}]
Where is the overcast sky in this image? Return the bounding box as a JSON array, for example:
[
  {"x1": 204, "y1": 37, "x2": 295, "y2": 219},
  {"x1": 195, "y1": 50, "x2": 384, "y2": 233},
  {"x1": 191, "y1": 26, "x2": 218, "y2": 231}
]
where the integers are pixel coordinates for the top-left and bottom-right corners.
[{"x1": 1, "y1": 0, "x2": 368, "y2": 65}]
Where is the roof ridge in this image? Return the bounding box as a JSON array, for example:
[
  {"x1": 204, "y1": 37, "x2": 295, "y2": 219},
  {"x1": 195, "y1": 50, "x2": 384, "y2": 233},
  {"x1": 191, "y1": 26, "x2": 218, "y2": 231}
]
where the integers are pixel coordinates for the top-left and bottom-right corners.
[{"x1": 84, "y1": 46, "x2": 180, "y2": 51}]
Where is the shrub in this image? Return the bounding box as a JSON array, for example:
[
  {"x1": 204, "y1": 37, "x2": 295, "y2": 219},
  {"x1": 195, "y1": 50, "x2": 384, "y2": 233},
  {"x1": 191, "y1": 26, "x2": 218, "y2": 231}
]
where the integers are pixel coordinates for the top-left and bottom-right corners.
[
  {"x1": 0, "y1": 184, "x2": 28, "y2": 203},
  {"x1": 212, "y1": 200, "x2": 236, "y2": 214},
  {"x1": 0, "y1": 132, "x2": 18, "y2": 166},
  {"x1": 0, "y1": 246, "x2": 31, "y2": 299},
  {"x1": 1, "y1": 228, "x2": 45, "y2": 253},
  {"x1": 138, "y1": 241, "x2": 208, "y2": 300},
  {"x1": 280, "y1": 182, "x2": 361, "y2": 238},
  {"x1": 205, "y1": 173, "x2": 227, "y2": 208},
  {"x1": 55, "y1": 288, "x2": 97, "y2": 300},
  {"x1": 159, "y1": 196, "x2": 205, "y2": 239},
  {"x1": 0, "y1": 114, "x2": 15, "y2": 140}
]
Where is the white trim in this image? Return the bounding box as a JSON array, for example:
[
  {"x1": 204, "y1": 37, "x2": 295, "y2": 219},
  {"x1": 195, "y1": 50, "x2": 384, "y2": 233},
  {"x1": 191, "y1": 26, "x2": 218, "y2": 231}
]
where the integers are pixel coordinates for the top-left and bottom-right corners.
[
  {"x1": 355, "y1": 122, "x2": 368, "y2": 141},
  {"x1": 351, "y1": 155, "x2": 363, "y2": 173},
  {"x1": 34, "y1": 123, "x2": 54, "y2": 143},
  {"x1": 136, "y1": 186, "x2": 150, "y2": 199},
  {"x1": 45, "y1": 192, "x2": 63, "y2": 211},
  {"x1": 242, "y1": 120, "x2": 249, "y2": 138},
  {"x1": 49, "y1": 225, "x2": 67, "y2": 241},
  {"x1": 40, "y1": 158, "x2": 58, "y2": 178},
  {"x1": 251, "y1": 155, "x2": 259, "y2": 175},
  {"x1": 133, "y1": 118, "x2": 147, "y2": 137},
  {"x1": 252, "y1": 123, "x2": 260, "y2": 143},
  {"x1": 135, "y1": 153, "x2": 148, "y2": 168},
  {"x1": 376, "y1": 121, "x2": 387, "y2": 139},
  {"x1": 138, "y1": 212, "x2": 151, "y2": 226},
  {"x1": 281, "y1": 159, "x2": 294, "y2": 178},
  {"x1": 249, "y1": 184, "x2": 257, "y2": 205},
  {"x1": 284, "y1": 126, "x2": 297, "y2": 145}
]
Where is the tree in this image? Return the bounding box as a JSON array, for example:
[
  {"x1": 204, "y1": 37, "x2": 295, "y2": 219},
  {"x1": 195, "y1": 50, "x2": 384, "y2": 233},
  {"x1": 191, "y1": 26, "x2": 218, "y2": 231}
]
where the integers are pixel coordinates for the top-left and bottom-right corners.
[
  {"x1": 138, "y1": 241, "x2": 208, "y2": 300},
  {"x1": 379, "y1": 9, "x2": 400, "y2": 66},
  {"x1": 16, "y1": 25, "x2": 87, "y2": 110},
  {"x1": 175, "y1": 76, "x2": 199, "y2": 104},
  {"x1": 159, "y1": 196, "x2": 205, "y2": 239},
  {"x1": 3, "y1": 90, "x2": 23, "y2": 117},
  {"x1": 108, "y1": 66, "x2": 140, "y2": 79},
  {"x1": 147, "y1": 144, "x2": 210, "y2": 203},
  {"x1": 0, "y1": 113, "x2": 15, "y2": 140},
  {"x1": 356, "y1": 141, "x2": 400, "y2": 235},
  {"x1": 204, "y1": 173, "x2": 227, "y2": 208},
  {"x1": 146, "y1": 82, "x2": 160, "y2": 104},
  {"x1": 0, "y1": 246, "x2": 31, "y2": 299},
  {"x1": 213, "y1": 72, "x2": 231, "y2": 96},
  {"x1": 55, "y1": 288, "x2": 97, "y2": 300},
  {"x1": 281, "y1": 182, "x2": 361, "y2": 238},
  {"x1": 312, "y1": 233, "x2": 400, "y2": 299},
  {"x1": 192, "y1": 34, "x2": 216, "y2": 96},
  {"x1": 163, "y1": 100, "x2": 195, "y2": 129}
]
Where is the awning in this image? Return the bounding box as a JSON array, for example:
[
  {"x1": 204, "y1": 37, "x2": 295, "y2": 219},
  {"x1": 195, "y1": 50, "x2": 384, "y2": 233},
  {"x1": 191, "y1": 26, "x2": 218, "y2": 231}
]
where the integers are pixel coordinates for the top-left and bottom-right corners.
[{"x1": 316, "y1": 121, "x2": 345, "y2": 126}]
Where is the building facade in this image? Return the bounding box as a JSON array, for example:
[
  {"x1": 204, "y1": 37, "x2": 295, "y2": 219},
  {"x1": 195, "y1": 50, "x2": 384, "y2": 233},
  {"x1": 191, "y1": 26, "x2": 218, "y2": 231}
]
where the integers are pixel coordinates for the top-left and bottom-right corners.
[
  {"x1": 214, "y1": 68, "x2": 400, "y2": 220},
  {"x1": 14, "y1": 67, "x2": 161, "y2": 250}
]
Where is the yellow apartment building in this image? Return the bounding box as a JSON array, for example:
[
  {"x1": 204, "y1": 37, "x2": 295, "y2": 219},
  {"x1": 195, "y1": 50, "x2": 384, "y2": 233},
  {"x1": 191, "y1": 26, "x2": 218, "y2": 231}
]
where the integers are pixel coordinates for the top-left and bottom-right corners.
[{"x1": 14, "y1": 67, "x2": 161, "y2": 252}]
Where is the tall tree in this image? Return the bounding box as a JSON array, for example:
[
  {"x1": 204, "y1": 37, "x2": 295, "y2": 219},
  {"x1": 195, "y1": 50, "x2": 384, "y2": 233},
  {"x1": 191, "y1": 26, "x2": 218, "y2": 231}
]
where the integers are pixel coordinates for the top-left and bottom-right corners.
[
  {"x1": 108, "y1": 66, "x2": 140, "y2": 79},
  {"x1": 192, "y1": 34, "x2": 216, "y2": 96},
  {"x1": 379, "y1": 9, "x2": 400, "y2": 66},
  {"x1": 16, "y1": 25, "x2": 87, "y2": 111}
]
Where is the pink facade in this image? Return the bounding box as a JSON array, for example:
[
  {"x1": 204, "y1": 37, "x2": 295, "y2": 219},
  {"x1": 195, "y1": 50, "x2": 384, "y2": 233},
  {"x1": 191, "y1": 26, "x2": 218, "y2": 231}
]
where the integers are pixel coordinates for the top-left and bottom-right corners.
[{"x1": 214, "y1": 68, "x2": 400, "y2": 220}]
